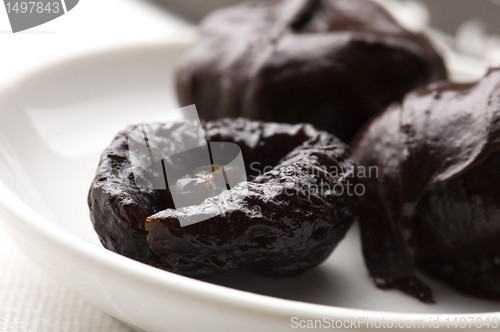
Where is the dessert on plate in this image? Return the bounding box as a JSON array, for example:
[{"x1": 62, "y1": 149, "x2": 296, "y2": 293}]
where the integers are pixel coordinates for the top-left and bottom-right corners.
[
  {"x1": 352, "y1": 68, "x2": 500, "y2": 302},
  {"x1": 176, "y1": 0, "x2": 447, "y2": 142},
  {"x1": 88, "y1": 118, "x2": 355, "y2": 277}
]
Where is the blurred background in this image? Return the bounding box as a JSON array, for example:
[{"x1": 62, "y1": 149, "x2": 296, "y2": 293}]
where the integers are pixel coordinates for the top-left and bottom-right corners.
[
  {"x1": 1, "y1": 0, "x2": 500, "y2": 81},
  {"x1": 0, "y1": 1, "x2": 499, "y2": 331},
  {"x1": 148, "y1": 0, "x2": 500, "y2": 35},
  {"x1": 145, "y1": 0, "x2": 500, "y2": 79}
]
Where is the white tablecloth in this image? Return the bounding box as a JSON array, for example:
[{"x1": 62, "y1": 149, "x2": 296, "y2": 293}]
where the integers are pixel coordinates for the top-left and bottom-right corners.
[
  {"x1": 0, "y1": 1, "x2": 192, "y2": 331},
  {"x1": 0, "y1": 231, "x2": 132, "y2": 332}
]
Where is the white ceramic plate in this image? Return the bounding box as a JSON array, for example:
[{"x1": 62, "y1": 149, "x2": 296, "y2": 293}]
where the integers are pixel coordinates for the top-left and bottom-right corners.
[{"x1": 0, "y1": 39, "x2": 499, "y2": 332}]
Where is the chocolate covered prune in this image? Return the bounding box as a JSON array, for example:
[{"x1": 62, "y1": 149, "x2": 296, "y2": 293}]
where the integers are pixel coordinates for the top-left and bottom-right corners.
[
  {"x1": 89, "y1": 118, "x2": 355, "y2": 278},
  {"x1": 176, "y1": 0, "x2": 447, "y2": 142},
  {"x1": 351, "y1": 68, "x2": 500, "y2": 302}
]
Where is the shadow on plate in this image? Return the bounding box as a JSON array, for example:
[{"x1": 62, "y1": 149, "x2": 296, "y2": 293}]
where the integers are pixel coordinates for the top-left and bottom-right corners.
[{"x1": 204, "y1": 264, "x2": 343, "y2": 305}]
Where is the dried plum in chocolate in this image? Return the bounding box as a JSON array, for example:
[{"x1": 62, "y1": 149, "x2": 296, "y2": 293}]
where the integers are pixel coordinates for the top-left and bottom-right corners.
[
  {"x1": 89, "y1": 118, "x2": 355, "y2": 278},
  {"x1": 351, "y1": 68, "x2": 500, "y2": 302},
  {"x1": 176, "y1": 0, "x2": 447, "y2": 142}
]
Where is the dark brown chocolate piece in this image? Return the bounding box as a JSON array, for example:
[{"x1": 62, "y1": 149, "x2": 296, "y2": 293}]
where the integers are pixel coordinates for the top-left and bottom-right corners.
[
  {"x1": 89, "y1": 118, "x2": 354, "y2": 277},
  {"x1": 176, "y1": 0, "x2": 447, "y2": 142},
  {"x1": 351, "y1": 68, "x2": 500, "y2": 302}
]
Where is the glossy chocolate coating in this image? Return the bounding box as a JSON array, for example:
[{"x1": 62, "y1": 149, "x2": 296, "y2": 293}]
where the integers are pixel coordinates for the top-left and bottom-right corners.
[
  {"x1": 351, "y1": 68, "x2": 500, "y2": 302},
  {"x1": 176, "y1": 0, "x2": 447, "y2": 142},
  {"x1": 89, "y1": 118, "x2": 354, "y2": 277}
]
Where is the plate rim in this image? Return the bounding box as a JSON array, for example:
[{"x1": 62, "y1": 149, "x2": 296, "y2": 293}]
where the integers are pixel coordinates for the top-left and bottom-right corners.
[{"x1": 0, "y1": 39, "x2": 498, "y2": 325}]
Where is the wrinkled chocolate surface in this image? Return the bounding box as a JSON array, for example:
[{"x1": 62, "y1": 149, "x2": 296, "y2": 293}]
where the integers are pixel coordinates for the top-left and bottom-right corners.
[
  {"x1": 89, "y1": 118, "x2": 355, "y2": 278},
  {"x1": 351, "y1": 68, "x2": 500, "y2": 302},
  {"x1": 176, "y1": 0, "x2": 447, "y2": 142}
]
